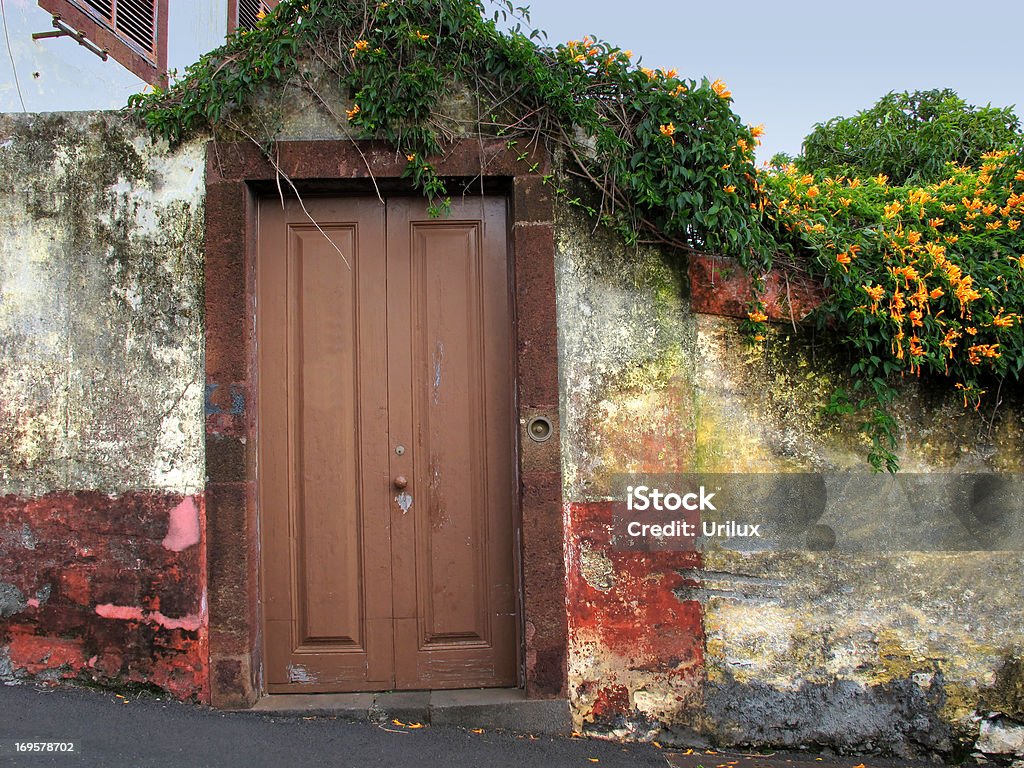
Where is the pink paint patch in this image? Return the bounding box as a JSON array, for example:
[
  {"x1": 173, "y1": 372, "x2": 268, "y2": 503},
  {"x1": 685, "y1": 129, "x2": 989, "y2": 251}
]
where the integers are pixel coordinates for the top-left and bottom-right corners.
[
  {"x1": 27, "y1": 598, "x2": 40, "y2": 608},
  {"x1": 95, "y1": 603, "x2": 145, "y2": 622},
  {"x1": 162, "y1": 496, "x2": 200, "y2": 552},
  {"x1": 95, "y1": 603, "x2": 202, "y2": 632}
]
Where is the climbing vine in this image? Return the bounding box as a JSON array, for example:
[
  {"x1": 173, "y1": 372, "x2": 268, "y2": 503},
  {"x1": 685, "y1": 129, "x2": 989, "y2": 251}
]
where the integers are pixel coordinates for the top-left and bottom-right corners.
[
  {"x1": 755, "y1": 153, "x2": 1024, "y2": 471},
  {"x1": 128, "y1": 0, "x2": 769, "y2": 255},
  {"x1": 128, "y1": 0, "x2": 1024, "y2": 471}
]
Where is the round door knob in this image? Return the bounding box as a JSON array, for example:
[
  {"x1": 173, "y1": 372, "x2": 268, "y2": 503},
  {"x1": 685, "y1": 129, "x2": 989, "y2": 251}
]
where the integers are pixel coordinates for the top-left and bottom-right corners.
[{"x1": 393, "y1": 476, "x2": 408, "y2": 489}]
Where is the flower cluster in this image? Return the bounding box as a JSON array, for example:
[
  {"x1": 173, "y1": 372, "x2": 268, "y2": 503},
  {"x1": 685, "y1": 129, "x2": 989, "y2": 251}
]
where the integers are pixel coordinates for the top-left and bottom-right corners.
[{"x1": 760, "y1": 148, "x2": 1024, "y2": 436}]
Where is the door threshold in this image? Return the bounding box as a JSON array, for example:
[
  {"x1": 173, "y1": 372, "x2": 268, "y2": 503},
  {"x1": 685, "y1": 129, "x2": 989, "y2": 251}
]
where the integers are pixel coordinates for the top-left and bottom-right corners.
[{"x1": 248, "y1": 688, "x2": 571, "y2": 736}]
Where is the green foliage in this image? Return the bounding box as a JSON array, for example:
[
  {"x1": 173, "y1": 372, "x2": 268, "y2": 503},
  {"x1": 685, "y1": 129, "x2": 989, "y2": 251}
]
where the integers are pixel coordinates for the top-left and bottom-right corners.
[
  {"x1": 799, "y1": 89, "x2": 1021, "y2": 185},
  {"x1": 760, "y1": 150, "x2": 1024, "y2": 470},
  {"x1": 128, "y1": 0, "x2": 769, "y2": 259},
  {"x1": 128, "y1": 2, "x2": 1024, "y2": 472}
]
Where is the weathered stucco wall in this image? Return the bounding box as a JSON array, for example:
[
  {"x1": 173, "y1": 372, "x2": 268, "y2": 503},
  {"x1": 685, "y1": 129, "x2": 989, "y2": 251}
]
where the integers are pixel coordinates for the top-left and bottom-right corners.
[
  {"x1": 555, "y1": 200, "x2": 1024, "y2": 758},
  {"x1": 0, "y1": 112, "x2": 207, "y2": 698},
  {"x1": 4, "y1": 100, "x2": 1024, "y2": 758}
]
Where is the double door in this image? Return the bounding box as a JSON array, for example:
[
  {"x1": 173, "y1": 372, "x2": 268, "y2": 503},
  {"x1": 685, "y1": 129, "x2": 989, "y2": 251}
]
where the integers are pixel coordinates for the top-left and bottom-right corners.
[{"x1": 257, "y1": 195, "x2": 517, "y2": 692}]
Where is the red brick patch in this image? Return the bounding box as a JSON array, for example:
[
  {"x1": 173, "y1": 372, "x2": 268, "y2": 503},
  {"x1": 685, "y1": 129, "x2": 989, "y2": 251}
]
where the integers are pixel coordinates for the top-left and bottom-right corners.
[{"x1": 688, "y1": 253, "x2": 825, "y2": 323}]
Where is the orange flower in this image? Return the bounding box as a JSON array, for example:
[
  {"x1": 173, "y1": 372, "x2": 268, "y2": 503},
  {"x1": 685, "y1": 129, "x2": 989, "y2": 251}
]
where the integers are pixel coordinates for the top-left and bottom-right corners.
[
  {"x1": 1010, "y1": 220, "x2": 1021, "y2": 231},
  {"x1": 711, "y1": 79, "x2": 731, "y2": 98},
  {"x1": 807, "y1": 185, "x2": 819, "y2": 198},
  {"x1": 670, "y1": 84, "x2": 687, "y2": 97},
  {"x1": 928, "y1": 217, "x2": 944, "y2": 228},
  {"x1": 406, "y1": 153, "x2": 416, "y2": 162},
  {"x1": 836, "y1": 252, "x2": 852, "y2": 268},
  {"x1": 350, "y1": 39, "x2": 370, "y2": 53},
  {"x1": 640, "y1": 67, "x2": 656, "y2": 79},
  {"x1": 749, "y1": 124, "x2": 766, "y2": 138},
  {"x1": 414, "y1": 30, "x2": 430, "y2": 41},
  {"x1": 909, "y1": 336, "x2": 925, "y2": 357},
  {"x1": 863, "y1": 284, "x2": 885, "y2": 312},
  {"x1": 883, "y1": 201, "x2": 903, "y2": 219},
  {"x1": 659, "y1": 122, "x2": 675, "y2": 137},
  {"x1": 346, "y1": 104, "x2": 360, "y2": 120},
  {"x1": 724, "y1": 185, "x2": 736, "y2": 193},
  {"x1": 662, "y1": 68, "x2": 678, "y2": 78},
  {"x1": 954, "y1": 276, "x2": 982, "y2": 311},
  {"x1": 942, "y1": 328, "x2": 961, "y2": 357},
  {"x1": 967, "y1": 344, "x2": 1000, "y2": 365},
  {"x1": 992, "y1": 311, "x2": 1018, "y2": 328},
  {"x1": 748, "y1": 310, "x2": 769, "y2": 323}
]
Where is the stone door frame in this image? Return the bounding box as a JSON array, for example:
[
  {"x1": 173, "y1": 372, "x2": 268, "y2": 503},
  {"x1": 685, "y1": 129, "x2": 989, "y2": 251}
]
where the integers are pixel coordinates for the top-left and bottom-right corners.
[{"x1": 203, "y1": 138, "x2": 566, "y2": 706}]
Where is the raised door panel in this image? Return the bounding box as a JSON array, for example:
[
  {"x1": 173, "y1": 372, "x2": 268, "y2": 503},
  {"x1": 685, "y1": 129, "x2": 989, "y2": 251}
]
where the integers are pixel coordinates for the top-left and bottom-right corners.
[
  {"x1": 387, "y1": 197, "x2": 517, "y2": 689},
  {"x1": 259, "y1": 197, "x2": 394, "y2": 692}
]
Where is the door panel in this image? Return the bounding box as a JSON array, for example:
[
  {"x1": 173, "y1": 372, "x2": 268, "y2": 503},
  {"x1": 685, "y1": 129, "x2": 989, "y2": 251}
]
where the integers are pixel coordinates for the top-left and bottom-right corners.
[
  {"x1": 259, "y1": 198, "x2": 393, "y2": 692},
  {"x1": 259, "y1": 194, "x2": 517, "y2": 693},
  {"x1": 388, "y1": 198, "x2": 516, "y2": 689}
]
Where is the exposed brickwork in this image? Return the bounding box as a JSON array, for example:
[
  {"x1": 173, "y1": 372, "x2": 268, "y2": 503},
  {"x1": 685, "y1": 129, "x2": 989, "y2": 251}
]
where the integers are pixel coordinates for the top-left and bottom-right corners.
[
  {"x1": 0, "y1": 492, "x2": 207, "y2": 700},
  {"x1": 688, "y1": 253, "x2": 825, "y2": 322}
]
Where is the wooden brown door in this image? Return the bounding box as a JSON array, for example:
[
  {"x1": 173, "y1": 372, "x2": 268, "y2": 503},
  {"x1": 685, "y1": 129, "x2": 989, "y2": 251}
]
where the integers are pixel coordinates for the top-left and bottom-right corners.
[{"x1": 258, "y1": 195, "x2": 517, "y2": 693}]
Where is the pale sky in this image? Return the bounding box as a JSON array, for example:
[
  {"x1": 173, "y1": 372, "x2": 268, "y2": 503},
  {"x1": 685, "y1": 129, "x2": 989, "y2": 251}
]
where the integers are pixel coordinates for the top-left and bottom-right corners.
[
  {"x1": 4, "y1": 0, "x2": 1023, "y2": 161},
  {"x1": 519, "y1": 0, "x2": 1024, "y2": 162}
]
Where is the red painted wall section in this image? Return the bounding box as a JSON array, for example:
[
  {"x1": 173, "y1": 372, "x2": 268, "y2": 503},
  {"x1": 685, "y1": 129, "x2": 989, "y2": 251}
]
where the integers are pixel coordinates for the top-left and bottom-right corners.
[
  {"x1": 0, "y1": 492, "x2": 208, "y2": 701},
  {"x1": 566, "y1": 500, "x2": 704, "y2": 735}
]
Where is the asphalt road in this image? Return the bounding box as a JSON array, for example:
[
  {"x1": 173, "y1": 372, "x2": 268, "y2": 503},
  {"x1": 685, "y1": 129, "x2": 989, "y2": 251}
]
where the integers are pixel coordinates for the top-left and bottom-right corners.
[
  {"x1": 0, "y1": 683, "x2": 669, "y2": 768},
  {"x1": 0, "y1": 683, "x2": 946, "y2": 768}
]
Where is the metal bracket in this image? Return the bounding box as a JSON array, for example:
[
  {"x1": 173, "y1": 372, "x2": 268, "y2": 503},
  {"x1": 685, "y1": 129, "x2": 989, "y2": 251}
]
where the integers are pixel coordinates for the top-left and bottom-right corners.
[{"x1": 32, "y1": 16, "x2": 108, "y2": 62}]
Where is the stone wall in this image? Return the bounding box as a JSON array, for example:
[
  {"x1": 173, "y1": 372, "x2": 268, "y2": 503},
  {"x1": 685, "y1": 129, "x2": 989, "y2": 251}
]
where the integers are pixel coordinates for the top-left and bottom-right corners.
[
  {"x1": 0, "y1": 112, "x2": 207, "y2": 699},
  {"x1": 555, "y1": 200, "x2": 1024, "y2": 757}
]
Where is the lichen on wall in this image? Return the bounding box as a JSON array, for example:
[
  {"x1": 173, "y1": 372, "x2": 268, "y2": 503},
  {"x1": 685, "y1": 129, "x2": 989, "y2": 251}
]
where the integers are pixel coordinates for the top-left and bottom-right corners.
[
  {"x1": 0, "y1": 112, "x2": 205, "y2": 496},
  {"x1": 555, "y1": 199, "x2": 708, "y2": 739}
]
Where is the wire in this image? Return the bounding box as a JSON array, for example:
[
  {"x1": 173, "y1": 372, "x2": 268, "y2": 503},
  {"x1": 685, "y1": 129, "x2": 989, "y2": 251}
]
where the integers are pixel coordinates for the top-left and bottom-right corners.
[{"x1": 0, "y1": 0, "x2": 26, "y2": 112}]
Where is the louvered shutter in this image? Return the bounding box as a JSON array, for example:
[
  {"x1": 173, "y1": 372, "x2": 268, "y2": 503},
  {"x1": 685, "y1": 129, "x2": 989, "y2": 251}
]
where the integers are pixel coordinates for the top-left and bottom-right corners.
[
  {"x1": 230, "y1": 0, "x2": 279, "y2": 32},
  {"x1": 38, "y1": 0, "x2": 167, "y2": 85}
]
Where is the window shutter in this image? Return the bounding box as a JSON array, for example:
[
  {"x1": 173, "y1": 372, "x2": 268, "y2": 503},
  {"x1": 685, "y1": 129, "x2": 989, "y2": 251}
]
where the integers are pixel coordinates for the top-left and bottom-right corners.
[
  {"x1": 37, "y1": 0, "x2": 167, "y2": 85},
  {"x1": 230, "y1": 0, "x2": 278, "y2": 32}
]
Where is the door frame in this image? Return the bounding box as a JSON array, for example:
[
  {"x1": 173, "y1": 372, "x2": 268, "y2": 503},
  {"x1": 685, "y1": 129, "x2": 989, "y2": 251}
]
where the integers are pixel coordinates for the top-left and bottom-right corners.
[{"x1": 203, "y1": 139, "x2": 566, "y2": 707}]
